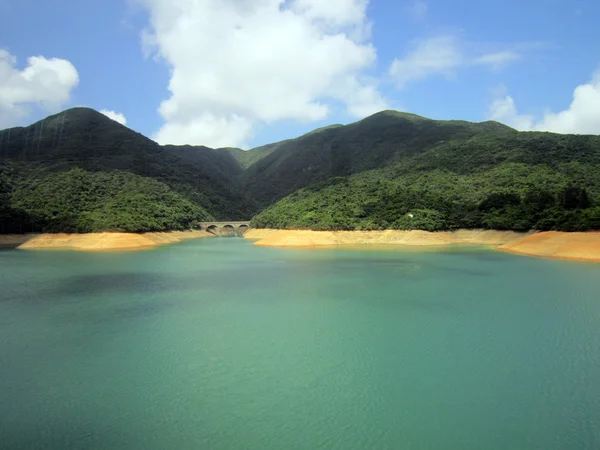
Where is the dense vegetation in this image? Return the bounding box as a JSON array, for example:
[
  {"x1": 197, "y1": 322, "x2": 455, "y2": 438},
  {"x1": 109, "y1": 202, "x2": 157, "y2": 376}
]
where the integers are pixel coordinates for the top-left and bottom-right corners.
[
  {"x1": 246, "y1": 111, "x2": 600, "y2": 232},
  {"x1": 0, "y1": 108, "x2": 255, "y2": 220},
  {"x1": 0, "y1": 164, "x2": 212, "y2": 233},
  {"x1": 0, "y1": 164, "x2": 33, "y2": 233},
  {"x1": 2, "y1": 107, "x2": 600, "y2": 234},
  {"x1": 241, "y1": 111, "x2": 524, "y2": 208},
  {"x1": 252, "y1": 162, "x2": 600, "y2": 232}
]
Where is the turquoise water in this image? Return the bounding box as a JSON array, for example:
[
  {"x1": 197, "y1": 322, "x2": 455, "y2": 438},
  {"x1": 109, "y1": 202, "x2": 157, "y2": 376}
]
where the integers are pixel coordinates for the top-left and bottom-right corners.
[{"x1": 1, "y1": 238, "x2": 600, "y2": 449}]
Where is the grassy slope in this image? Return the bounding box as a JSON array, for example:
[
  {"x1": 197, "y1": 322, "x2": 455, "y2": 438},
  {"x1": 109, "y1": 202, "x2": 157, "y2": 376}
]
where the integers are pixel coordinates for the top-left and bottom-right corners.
[{"x1": 217, "y1": 145, "x2": 279, "y2": 169}]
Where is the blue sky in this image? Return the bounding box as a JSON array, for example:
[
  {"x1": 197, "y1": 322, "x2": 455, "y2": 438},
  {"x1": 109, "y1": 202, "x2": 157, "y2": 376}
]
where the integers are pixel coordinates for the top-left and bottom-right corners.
[{"x1": 1, "y1": 0, "x2": 599, "y2": 148}]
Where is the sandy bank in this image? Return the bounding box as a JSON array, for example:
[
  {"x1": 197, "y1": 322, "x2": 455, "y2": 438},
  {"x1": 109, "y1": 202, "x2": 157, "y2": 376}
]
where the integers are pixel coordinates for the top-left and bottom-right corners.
[
  {"x1": 249, "y1": 229, "x2": 528, "y2": 248},
  {"x1": 14, "y1": 230, "x2": 214, "y2": 251},
  {"x1": 243, "y1": 229, "x2": 281, "y2": 240},
  {"x1": 499, "y1": 231, "x2": 600, "y2": 262},
  {"x1": 249, "y1": 229, "x2": 600, "y2": 262}
]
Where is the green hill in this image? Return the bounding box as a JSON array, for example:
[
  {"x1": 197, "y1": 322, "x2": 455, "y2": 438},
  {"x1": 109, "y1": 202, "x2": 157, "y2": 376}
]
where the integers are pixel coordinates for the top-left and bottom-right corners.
[
  {"x1": 251, "y1": 163, "x2": 600, "y2": 232},
  {"x1": 0, "y1": 108, "x2": 255, "y2": 233},
  {"x1": 249, "y1": 114, "x2": 600, "y2": 232},
  {"x1": 1, "y1": 166, "x2": 212, "y2": 233},
  {"x1": 241, "y1": 111, "x2": 523, "y2": 209},
  {"x1": 2, "y1": 107, "x2": 600, "y2": 234}
]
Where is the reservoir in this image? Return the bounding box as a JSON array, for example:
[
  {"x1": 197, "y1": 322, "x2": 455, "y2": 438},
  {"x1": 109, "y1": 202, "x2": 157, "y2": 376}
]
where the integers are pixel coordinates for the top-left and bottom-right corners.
[{"x1": 1, "y1": 238, "x2": 599, "y2": 449}]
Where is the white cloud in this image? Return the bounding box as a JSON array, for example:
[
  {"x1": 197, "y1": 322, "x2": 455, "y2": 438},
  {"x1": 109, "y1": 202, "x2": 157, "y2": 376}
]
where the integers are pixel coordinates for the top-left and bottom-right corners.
[
  {"x1": 156, "y1": 113, "x2": 253, "y2": 149},
  {"x1": 0, "y1": 50, "x2": 79, "y2": 128},
  {"x1": 137, "y1": 0, "x2": 387, "y2": 148},
  {"x1": 100, "y1": 109, "x2": 128, "y2": 126},
  {"x1": 289, "y1": 0, "x2": 370, "y2": 31},
  {"x1": 409, "y1": 0, "x2": 428, "y2": 20},
  {"x1": 487, "y1": 92, "x2": 534, "y2": 130},
  {"x1": 389, "y1": 36, "x2": 464, "y2": 88},
  {"x1": 487, "y1": 70, "x2": 600, "y2": 134},
  {"x1": 388, "y1": 36, "x2": 521, "y2": 89},
  {"x1": 473, "y1": 51, "x2": 521, "y2": 70}
]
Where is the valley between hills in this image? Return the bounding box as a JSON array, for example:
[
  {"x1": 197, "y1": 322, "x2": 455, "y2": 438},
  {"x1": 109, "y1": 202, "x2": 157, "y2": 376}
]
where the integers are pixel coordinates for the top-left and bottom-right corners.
[{"x1": 1, "y1": 107, "x2": 600, "y2": 260}]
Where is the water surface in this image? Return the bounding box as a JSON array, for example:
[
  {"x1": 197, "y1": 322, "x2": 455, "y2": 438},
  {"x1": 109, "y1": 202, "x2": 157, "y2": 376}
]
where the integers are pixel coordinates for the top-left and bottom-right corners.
[{"x1": 1, "y1": 239, "x2": 600, "y2": 449}]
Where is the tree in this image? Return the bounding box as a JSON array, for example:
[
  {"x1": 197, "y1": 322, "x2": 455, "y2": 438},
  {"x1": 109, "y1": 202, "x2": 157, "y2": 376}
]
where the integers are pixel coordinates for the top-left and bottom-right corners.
[{"x1": 559, "y1": 186, "x2": 591, "y2": 210}]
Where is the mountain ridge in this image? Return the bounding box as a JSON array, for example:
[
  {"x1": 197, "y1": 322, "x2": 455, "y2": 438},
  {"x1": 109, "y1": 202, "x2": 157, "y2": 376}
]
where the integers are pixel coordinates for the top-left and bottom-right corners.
[{"x1": 2, "y1": 107, "x2": 600, "y2": 234}]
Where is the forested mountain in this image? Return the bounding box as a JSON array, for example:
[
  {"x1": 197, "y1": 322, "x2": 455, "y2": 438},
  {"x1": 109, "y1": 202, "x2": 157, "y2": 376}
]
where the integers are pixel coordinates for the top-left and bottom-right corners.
[
  {"x1": 248, "y1": 111, "x2": 600, "y2": 232},
  {"x1": 1, "y1": 107, "x2": 599, "y2": 234},
  {"x1": 0, "y1": 108, "x2": 255, "y2": 233},
  {"x1": 241, "y1": 111, "x2": 520, "y2": 208},
  {"x1": 251, "y1": 163, "x2": 600, "y2": 232}
]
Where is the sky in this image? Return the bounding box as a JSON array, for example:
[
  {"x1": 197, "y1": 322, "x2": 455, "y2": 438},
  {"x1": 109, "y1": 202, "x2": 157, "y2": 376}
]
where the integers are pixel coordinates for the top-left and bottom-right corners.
[{"x1": 1, "y1": 0, "x2": 599, "y2": 149}]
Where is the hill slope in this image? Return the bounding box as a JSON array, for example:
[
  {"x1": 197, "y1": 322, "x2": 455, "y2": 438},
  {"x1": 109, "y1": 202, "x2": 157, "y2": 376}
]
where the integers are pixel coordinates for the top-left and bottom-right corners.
[
  {"x1": 2, "y1": 166, "x2": 212, "y2": 233},
  {"x1": 216, "y1": 146, "x2": 278, "y2": 169},
  {"x1": 0, "y1": 108, "x2": 257, "y2": 232},
  {"x1": 241, "y1": 111, "x2": 522, "y2": 209},
  {"x1": 244, "y1": 110, "x2": 600, "y2": 233},
  {"x1": 0, "y1": 108, "x2": 259, "y2": 233},
  {"x1": 251, "y1": 162, "x2": 600, "y2": 232}
]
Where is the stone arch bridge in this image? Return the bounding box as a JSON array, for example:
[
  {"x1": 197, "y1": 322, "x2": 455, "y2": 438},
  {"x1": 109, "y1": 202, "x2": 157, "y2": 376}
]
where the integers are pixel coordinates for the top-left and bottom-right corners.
[{"x1": 198, "y1": 221, "x2": 251, "y2": 236}]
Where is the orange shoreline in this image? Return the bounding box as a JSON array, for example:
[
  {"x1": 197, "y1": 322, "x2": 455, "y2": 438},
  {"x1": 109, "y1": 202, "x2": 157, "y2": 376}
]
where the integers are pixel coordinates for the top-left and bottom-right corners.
[
  {"x1": 2, "y1": 229, "x2": 599, "y2": 263},
  {"x1": 0, "y1": 230, "x2": 214, "y2": 251},
  {"x1": 498, "y1": 231, "x2": 600, "y2": 262},
  {"x1": 245, "y1": 229, "x2": 600, "y2": 263},
  {"x1": 245, "y1": 229, "x2": 528, "y2": 248}
]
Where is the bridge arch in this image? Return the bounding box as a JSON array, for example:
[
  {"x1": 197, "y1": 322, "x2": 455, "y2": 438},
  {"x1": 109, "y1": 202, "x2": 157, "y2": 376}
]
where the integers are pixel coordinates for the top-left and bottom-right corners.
[
  {"x1": 221, "y1": 224, "x2": 235, "y2": 236},
  {"x1": 206, "y1": 224, "x2": 220, "y2": 235},
  {"x1": 199, "y1": 221, "x2": 251, "y2": 236}
]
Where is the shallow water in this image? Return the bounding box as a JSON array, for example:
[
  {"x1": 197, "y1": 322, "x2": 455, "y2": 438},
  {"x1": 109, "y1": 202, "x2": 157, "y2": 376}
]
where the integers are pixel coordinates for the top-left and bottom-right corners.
[{"x1": 1, "y1": 239, "x2": 600, "y2": 449}]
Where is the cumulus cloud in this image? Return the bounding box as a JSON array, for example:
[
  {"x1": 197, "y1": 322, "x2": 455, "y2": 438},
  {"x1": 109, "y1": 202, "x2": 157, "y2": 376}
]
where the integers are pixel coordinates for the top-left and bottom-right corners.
[
  {"x1": 100, "y1": 109, "x2": 128, "y2": 126},
  {"x1": 389, "y1": 36, "x2": 521, "y2": 89},
  {"x1": 137, "y1": 0, "x2": 388, "y2": 148},
  {"x1": 487, "y1": 70, "x2": 600, "y2": 134},
  {"x1": 0, "y1": 50, "x2": 79, "y2": 128}
]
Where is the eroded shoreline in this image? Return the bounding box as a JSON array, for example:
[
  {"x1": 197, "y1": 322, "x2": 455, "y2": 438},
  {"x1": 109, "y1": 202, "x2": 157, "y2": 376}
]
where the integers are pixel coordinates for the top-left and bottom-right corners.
[
  {"x1": 245, "y1": 229, "x2": 600, "y2": 262},
  {"x1": 244, "y1": 229, "x2": 528, "y2": 247},
  {"x1": 1, "y1": 229, "x2": 599, "y2": 262},
  {"x1": 0, "y1": 230, "x2": 214, "y2": 251},
  {"x1": 498, "y1": 231, "x2": 600, "y2": 262}
]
